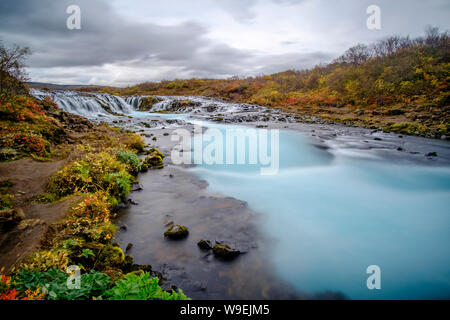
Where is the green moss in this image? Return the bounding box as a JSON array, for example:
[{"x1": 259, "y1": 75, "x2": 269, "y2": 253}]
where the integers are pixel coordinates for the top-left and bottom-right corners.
[
  {"x1": 164, "y1": 224, "x2": 189, "y2": 239},
  {"x1": 99, "y1": 244, "x2": 125, "y2": 267},
  {"x1": 46, "y1": 152, "x2": 133, "y2": 202},
  {"x1": 142, "y1": 148, "x2": 165, "y2": 170},
  {"x1": 138, "y1": 96, "x2": 159, "y2": 111}
]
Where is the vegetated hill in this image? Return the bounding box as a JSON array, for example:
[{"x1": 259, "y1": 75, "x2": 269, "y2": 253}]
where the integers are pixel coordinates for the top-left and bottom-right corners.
[{"x1": 81, "y1": 28, "x2": 449, "y2": 138}]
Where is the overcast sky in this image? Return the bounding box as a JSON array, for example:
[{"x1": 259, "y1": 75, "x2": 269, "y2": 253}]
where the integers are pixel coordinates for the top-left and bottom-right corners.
[{"x1": 0, "y1": 0, "x2": 449, "y2": 86}]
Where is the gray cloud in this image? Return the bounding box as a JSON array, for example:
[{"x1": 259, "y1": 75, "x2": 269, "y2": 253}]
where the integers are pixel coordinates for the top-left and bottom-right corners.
[
  {"x1": 0, "y1": 0, "x2": 211, "y2": 68},
  {"x1": 1, "y1": 0, "x2": 447, "y2": 86}
]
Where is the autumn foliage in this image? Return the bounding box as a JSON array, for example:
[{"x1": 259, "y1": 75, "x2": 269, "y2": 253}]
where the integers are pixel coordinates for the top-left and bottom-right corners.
[{"x1": 83, "y1": 28, "x2": 449, "y2": 138}]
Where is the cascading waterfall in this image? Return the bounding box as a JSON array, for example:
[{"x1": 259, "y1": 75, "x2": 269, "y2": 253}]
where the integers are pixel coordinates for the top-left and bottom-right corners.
[
  {"x1": 30, "y1": 89, "x2": 267, "y2": 120},
  {"x1": 30, "y1": 89, "x2": 270, "y2": 119},
  {"x1": 30, "y1": 89, "x2": 140, "y2": 118}
]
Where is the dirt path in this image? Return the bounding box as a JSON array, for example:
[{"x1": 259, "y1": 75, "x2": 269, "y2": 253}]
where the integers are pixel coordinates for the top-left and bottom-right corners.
[{"x1": 0, "y1": 158, "x2": 77, "y2": 271}]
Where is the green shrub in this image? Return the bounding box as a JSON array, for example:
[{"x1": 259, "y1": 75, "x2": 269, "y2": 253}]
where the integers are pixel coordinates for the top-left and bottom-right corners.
[
  {"x1": 46, "y1": 152, "x2": 133, "y2": 203},
  {"x1": 12, "y1": 268, "x2": 112, "y2": 300},
  {"x1": 115, "y1": 150, "x2": 141, "y2": 175},
  {"x1": 106, "y1": 272, "x2": 190, "y2": 300}
]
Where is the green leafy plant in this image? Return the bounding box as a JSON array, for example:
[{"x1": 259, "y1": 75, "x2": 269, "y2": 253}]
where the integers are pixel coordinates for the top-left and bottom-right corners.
[
  {"x1": 116, "y1": 150, "x2": 141, "y2": 175},
  {"x1": 12, "y1": 268, "x2": 112, "y2": 300},
  {"x1": 106, "y1": 272, "x2": 190, "y2": 300},
  {"x1": 81, "y1": 249, "x2": 95, "y2": 259}
]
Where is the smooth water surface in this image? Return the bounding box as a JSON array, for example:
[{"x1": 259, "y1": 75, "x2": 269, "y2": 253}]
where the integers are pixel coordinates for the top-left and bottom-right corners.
[{"x1": 191, "y1": 122, "x2": 450, "y2": 299}]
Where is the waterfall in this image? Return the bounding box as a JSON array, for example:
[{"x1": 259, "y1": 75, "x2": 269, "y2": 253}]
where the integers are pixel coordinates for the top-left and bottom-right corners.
[
  {"x1": 30, "y1": 89, "x2": 136, "y2": 119},
  {"x1": 30, "y1": 89, "x2": 266, "y2": 120}
]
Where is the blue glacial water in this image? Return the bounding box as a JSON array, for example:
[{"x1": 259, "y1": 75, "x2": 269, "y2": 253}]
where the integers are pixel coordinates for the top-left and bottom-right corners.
[{"x1": 190, "y1": 122, "x2": 450, "y2": 299}]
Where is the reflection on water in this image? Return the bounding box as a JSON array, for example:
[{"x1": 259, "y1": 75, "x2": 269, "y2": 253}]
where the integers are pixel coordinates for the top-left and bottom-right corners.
[{"x1": 192, "y1": 124, "x2": 450, "y2": 299}]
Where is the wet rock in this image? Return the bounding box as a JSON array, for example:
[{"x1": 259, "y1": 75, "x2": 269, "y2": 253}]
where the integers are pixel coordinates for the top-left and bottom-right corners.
[
  {"x1": 197, "y1": 239, "x2": 212, "y2": 251},
  {"x1": 131, "y1": 183, "x2": 144, "y2": 192},
  {"x1": 128, "y1": 199, "x2": 139, "y2": 205},
  {"x1": 163, "y1": 132, "x2": 169, "y2": 136},
  {"x1": 374, "y1": 137, "x2": 383, "y2": 141},
  {"x1": 111, "y1": 203, "x2": 128, "y2": 213},
  {"x1": 125, "y1": 243, "x2": 133, "y2": 252},
  {"x1": 397, "y1": 147, "x2": 403, "y2": 151},
  {"x1": 212, "y1": 244, "x2": 240, "y2": 260},
  {"x1": 119, "y1": 224, "x2": 128, "y2": 231},
  {"x1": 164, "y1": 224, "x2": 189, "y2": 240},
  {"x1": 426, "y1": 152, "x2": 438, "y2": 157}
]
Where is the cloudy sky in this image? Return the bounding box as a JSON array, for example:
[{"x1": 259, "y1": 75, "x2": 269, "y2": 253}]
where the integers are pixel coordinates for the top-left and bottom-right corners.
[{"x1": 0, "y1": 0, "x2": 449, "y2": 86}]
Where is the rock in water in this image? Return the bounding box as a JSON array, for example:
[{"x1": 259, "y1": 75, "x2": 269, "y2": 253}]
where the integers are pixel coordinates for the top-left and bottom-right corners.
[
  {"x1": 141, "y1": 148, "x2": 165, "y2": 170},
  {"x1": 125, "y1": 243, "x2": 133, "y2": 252},
  {"x1": 212, "y1": 244, "x2": 240, "y2": 260},
  {"x1": 197, "y1": 239, "x2": 212, "y2": 251},
  {"x1": 164, "y1": 224, "x2": 189, "y2": 240},
  {"x1": 128, "y1": 199, "x2": 139, "y2": 205}
]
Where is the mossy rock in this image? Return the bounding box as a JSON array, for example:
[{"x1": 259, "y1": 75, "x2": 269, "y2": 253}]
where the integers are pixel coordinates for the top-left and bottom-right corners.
[
  {"x1": 98, "y1": 243, "x2": 125, "y2": 267},
  {"x1": 138, "y1": 96, "x2": 160, "y2": 111},
  {"x1": 0, "y1": 208, "x2": 25, "y2": 232},
  {"x1": 212, "y1": 244, "x2": 240, "y2": 260},
  {"x1": 142, "y1": 148, "x2": 165, "y2": 169},
  {"x1": 164, "y1": 224, "x2": 189, "y2": 240}
]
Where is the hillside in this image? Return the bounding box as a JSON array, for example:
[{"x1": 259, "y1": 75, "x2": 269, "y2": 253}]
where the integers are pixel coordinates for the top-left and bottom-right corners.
[{"x1": 82, "y1": 29, "x2": 450, "y2": 138}]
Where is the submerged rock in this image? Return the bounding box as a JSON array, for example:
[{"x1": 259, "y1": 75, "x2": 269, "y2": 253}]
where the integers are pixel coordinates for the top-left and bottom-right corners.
[
  {"x1": 164, "y1": 224, "x2": 189, "y2": 240},
  {"x1": 212, "y1": 244, "x2": 240, "y2": 260}
]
